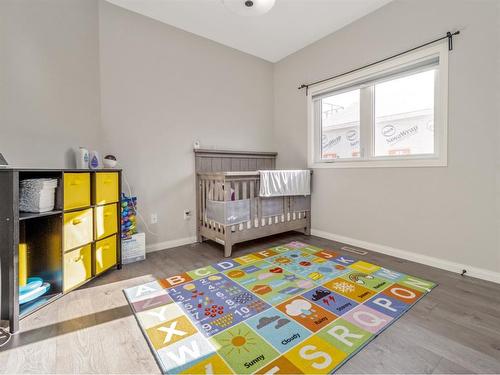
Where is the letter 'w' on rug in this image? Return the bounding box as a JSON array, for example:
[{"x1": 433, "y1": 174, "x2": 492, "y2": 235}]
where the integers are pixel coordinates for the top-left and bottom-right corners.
[{"x1": 123, "y1": 242, "x2": 436, "y2": 374}]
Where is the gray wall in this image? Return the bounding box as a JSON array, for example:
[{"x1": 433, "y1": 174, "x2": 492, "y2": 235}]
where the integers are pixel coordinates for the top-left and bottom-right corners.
[
  {"x1": 98, "y1": 1, "x2": 275, "y2": 247},
  {"x1": 273, "y1": 0, "x2": 500, "y2": 273},
  {"x1": 0, "y1": 0, "x2": 103, "y2": 168},
  {"x1": 1, "y1": 0, "x2": 498, "y2": 274}
]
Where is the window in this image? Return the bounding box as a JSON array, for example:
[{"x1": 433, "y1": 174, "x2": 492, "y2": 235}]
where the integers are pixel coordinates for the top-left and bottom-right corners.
[
  {"x1": 320, "y1": 89, "x2": 360, "y2": 160},
  {"x1": 308, "y1": 43, "x2": 448, "y2": 168},
  {"x1": 374, "y1": 69, "x2": 435, "y2": 157}
]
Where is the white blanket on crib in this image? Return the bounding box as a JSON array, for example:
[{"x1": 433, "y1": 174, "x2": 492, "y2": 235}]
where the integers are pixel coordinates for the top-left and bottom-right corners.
[{"x1": 259, "y1": 170, "x2": 310, "y2": 197}]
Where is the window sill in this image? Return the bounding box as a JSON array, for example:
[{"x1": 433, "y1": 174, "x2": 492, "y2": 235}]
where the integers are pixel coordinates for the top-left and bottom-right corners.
[{"x1": 309, "y1": 157, "x2": 447, "y2": 169}]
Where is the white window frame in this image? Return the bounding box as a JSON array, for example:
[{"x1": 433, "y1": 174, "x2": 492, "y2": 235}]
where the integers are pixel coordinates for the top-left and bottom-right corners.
[{"x1": 307, "y1": 42, "x2": 448, "y2": 168}]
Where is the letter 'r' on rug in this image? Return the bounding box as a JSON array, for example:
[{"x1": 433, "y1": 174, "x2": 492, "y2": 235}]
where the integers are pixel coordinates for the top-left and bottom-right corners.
[{"x1": 123, "y1": 242, "x2": 436, "y2": 374}]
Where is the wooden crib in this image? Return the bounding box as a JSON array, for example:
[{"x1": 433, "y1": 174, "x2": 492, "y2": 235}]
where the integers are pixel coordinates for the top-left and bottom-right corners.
[{"x1": 195, "y1": 149, "x2": 311, "y2": 257}]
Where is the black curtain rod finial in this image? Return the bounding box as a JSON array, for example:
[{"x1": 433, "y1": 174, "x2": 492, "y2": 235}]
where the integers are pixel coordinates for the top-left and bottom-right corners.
[
  {"x1": 447, "y1": 30, "x2": 460, "y2": 51},
  {"x1": 298, "y1": 84, "x2": 309, "y2": 95}
]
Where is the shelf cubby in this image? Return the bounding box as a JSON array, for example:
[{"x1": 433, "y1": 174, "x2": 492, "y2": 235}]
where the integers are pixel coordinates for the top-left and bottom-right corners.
[{"x1": 19, "y1": 214, "x2": 63, "y2": 317}]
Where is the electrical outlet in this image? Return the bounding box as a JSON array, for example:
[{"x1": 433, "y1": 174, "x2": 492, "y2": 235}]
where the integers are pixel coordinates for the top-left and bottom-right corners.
[
  {"x1": 151, "y1": 213, "x2": 158, "y2": 224},
  {"x1": 184, "y1": 209, "x2": 191, "y2": 220}
]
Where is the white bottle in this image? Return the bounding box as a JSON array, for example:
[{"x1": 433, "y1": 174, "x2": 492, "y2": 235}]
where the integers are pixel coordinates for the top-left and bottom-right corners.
[
  {"x1": 89, "y1": 150, "x2": 101, "y2": 169},
  {"x1": 76, "y1": 147, "x2": 89, "y2": 169}
]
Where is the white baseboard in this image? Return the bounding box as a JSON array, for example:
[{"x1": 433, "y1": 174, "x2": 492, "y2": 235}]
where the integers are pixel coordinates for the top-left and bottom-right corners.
[
  {"x1": 311, "y1": 229, "x2": 500, "y2": 285},
  {"x1": 146, "y1": 236, "x2": 197, "y2": 253}
]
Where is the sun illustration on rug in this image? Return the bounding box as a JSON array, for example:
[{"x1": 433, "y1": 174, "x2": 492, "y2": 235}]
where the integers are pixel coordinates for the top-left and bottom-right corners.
[{"x1": 220, "y1": 327, "x2": 257, "y2": 355}]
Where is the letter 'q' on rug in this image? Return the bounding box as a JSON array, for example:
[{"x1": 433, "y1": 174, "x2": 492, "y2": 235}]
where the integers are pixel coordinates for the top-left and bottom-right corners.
[{"x1": 123, "y1": 242, "x2": 436, "y2": 374}]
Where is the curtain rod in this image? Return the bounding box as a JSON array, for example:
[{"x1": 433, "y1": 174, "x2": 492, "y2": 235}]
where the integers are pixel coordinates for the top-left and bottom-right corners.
[{"x1": 298, "y1": 30, "x2": 460, "y2": 95}]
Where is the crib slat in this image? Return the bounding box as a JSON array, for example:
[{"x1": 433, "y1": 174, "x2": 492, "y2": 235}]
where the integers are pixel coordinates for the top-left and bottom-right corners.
[
  {"x1": 221, "y1": 158, "x2": 231, "y2": 171},
  {"x1": 224, "y1": 180, "x2": 231, "y2": 201},
  {"x1": 201, "y1": 178, "x2": 206, "y2": 229},
  {"x1": 242, "y1": 181, "x2": 247, "y2": 200},
  {"x1": 256, "y1": 179, "x2": 262, "y2": 227},
  {"x1": 265, "y1": 158, "x2": 273, "y2": 169},
  {"x1": 242, "y1": 182, "x2": 249, "y2": 229},
  {"x1": 234, "y1": 181, "x2": 239, "y2": 200},
  {"x1": 211, "y1": 158, "x2": 222, "y2": 172},
  {"x1": 231, "y1": 158, "x2": 240, "y2": 171},
  {"x1": 198, "y1": 178, "x2": 202, "y2": 232},
  {"x1": 284, "y1": 196, "x2": 290, "y2": 222},
  {"x1": 206, "y1": 179, "x2": 210, "y2": 227},
  {"x1": 232, "y1": 181, "x2": 240, "y2": 231},
  {"x1": 200, "y1": 158, "x2": 211, "y2": 172},
  {"x1": 219, "y1": 181, "x2": 224, "y2": 201},
  {"x1": 209, "y1": 183, "x2": 213, "y2": 228},
  {"x1": 249, "y1": 180, "x2": 255, "y2": 229},
  {"x1": 215, "y1": 180, "x2": 221, "y2": 230},
  {"x1": 240, "y1": 158, "x2": 249, "y2": 171},
  {"x1": 281, "y1": 196, "x2": 285, "y2": 223}
]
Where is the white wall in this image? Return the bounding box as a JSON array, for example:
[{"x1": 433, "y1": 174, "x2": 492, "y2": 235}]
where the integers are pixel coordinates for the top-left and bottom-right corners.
[
  {"x1": 273, "y1": 0, "x2": 500, "y2": 274},
  {"x1": 98, "y1": 1, "x2": 274, "y2": 248},
  {"x1": 2, "y1": 0, "x2": 498, "y2": 277},
  {"x1": 0, "y1": 0, "x2": 103, "y2": 168}
]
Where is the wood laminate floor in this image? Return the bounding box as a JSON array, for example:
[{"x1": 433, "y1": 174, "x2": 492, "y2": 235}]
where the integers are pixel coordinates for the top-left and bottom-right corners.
[{"x1": 1, "y1": 233, "x2": 500, "y2": 374}]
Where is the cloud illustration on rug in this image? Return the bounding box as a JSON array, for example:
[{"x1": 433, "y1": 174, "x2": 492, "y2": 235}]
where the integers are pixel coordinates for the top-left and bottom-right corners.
[
  {"x1": 285, "y1": 299, "x2": 312, "y2": 316},
  {"x1": 256, "y1": 315, "x2": 280, "y2": 329},
  {"x1": 275, "y1": 318, "x2": 290, "y2": 329}
]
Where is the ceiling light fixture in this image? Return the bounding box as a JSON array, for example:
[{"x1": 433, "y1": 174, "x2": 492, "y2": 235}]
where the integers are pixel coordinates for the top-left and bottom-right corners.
[{"x1": 221, "y1": 0, "x2": 276, "y2": 16}]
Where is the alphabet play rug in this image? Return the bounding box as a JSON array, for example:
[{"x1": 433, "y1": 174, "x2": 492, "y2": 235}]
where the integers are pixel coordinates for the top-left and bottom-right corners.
[{"x1": 124, "y1": 242, "x2": 436, "y2": 374}]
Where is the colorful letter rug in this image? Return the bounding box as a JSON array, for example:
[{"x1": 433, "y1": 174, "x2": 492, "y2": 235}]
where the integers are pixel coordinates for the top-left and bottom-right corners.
[{"x1": 124, "y1": 242, "x2": 436, "y2": 374}]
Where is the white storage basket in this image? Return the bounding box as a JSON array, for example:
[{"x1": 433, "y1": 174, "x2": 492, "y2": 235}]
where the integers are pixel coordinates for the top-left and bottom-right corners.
[{"x1": 19, "y1": 178, "x2": 58, "y2": 213}]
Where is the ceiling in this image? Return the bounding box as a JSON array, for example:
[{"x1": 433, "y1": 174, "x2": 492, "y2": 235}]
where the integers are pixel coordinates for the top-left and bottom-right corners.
[{"x1": 105, "y1": 0, "x2": 392, "y2": 63}]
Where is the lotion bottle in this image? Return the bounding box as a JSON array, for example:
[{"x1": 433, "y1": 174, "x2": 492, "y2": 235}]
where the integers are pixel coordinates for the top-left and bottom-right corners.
[
  {"x1": 76, "y1": 147, "x2": 89, "y2": 169},
  {"x1": 89, "y1": 150, "x2": 101, "y2": 169}
]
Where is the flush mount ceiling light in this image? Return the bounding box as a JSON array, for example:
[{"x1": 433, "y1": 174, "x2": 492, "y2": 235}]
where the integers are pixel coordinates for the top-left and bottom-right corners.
[{"x1": 221, "y1": 0, "x2": 276, "y2": 16}]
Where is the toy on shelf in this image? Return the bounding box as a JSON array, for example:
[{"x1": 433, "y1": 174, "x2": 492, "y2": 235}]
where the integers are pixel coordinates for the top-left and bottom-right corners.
[
  {"x1": 19, "y1": 277, "x2": 51, "y2": 305},
  {"x1": 103, "y1": 154, "x2": 118, "y2": 168},
  {"x1": 121, "y1": 193, "x2": 137, "y2": 239},
  {"x1": 18, "y1": 245, "x2": 51, "y2": 305}
]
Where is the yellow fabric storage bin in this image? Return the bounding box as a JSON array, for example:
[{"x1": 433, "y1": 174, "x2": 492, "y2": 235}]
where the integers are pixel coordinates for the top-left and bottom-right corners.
[
  {"x1": 64, "y1": 244, "x2": 91, "y2": 292},
  {"x1": 94, "y1": 203, "x2": 117, "y2": 240},
  {"x1": 95, "y1": 234, "x2": 117, "y2": 274},
  {"x1": 64, "y1": 208, "x2": 93, "y2": 251},
  {"x1": 94, "y1": 172, "x2": 119, "y2": 205},
  {"x1": 64, "y1": 173, "x2": 90, "y2": 210}
]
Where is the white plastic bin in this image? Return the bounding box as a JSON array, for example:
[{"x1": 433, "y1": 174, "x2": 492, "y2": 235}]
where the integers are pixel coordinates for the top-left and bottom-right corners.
[
  {"x1": 206, "y1": 199, "x2": 250, "y2": 225},
  {"x1": 261, "y1": 197, "x2": 284, "y2": 217},
  {"x1": 291, "y1": 196, "x2": 310, "y2": 212}
]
